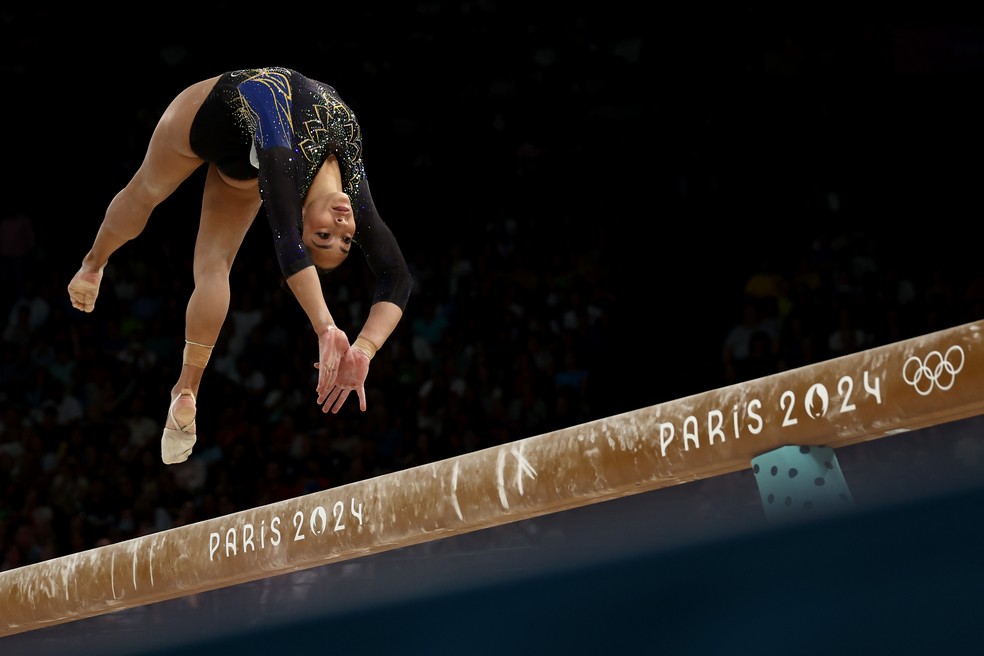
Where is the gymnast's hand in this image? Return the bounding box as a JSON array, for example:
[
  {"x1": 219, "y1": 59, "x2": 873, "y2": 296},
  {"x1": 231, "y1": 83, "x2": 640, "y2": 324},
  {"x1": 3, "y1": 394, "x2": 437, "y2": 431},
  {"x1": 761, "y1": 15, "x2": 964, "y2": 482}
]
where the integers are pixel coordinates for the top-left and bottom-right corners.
[
  {"x1": 319, "y1": 347, "x2": 369, "y2": 414},
  {"x1": 315, "y1": 326, "x2": 350, "y2": 399}
]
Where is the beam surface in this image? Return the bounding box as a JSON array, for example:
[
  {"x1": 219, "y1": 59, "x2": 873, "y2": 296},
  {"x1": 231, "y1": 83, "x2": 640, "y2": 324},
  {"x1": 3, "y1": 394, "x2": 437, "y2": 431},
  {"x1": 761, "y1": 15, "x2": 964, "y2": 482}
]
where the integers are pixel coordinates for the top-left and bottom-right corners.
[{"x1": 2, "y1": 320, "x2": 982, "y2": 636}]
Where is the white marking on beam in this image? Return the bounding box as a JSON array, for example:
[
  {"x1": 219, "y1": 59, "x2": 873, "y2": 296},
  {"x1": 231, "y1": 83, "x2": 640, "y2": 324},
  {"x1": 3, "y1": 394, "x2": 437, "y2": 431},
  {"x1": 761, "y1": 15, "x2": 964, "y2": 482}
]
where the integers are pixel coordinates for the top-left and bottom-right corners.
[{"x1": 451, "y1": 460, "x2": 463, "y2": 520}]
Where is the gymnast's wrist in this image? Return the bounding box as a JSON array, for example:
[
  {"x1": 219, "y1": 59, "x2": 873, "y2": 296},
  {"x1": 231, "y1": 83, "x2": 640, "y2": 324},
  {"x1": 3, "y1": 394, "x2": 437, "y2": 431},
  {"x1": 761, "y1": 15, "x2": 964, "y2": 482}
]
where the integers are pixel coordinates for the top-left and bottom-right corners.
[
  {"x1": 352, "y1": 336, "x2": 379, "y2": 360},
  {"x1": 81, "y1": 254, "x2": 107, "y2": 272},
  {"x1": 317, "y1": 324, "x2": 337, "y2": 337}
]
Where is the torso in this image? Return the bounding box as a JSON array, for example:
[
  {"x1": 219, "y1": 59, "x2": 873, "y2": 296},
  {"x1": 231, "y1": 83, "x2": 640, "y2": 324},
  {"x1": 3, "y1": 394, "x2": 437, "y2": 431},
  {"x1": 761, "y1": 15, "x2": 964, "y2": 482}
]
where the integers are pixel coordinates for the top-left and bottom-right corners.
[{"x1": 190, "y1": 67, "x2": 366, "y2": 198}]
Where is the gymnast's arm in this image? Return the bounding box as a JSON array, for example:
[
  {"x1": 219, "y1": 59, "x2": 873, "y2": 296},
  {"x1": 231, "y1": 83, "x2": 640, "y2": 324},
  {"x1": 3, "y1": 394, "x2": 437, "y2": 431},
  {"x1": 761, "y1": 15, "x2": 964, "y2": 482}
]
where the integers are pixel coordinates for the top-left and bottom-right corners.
[
  {"x1": 318, "y1": 179, "x2": 411, "y2": 413},
  {"x1": 259, "y1": 146, "x2": 349, "y2": 392},
  {"x1": 350, "y1": 177, "x2": 412, "y2": 355},
  {"x1": 285, "y1": 267, "x2": 337, "y2": 337}
]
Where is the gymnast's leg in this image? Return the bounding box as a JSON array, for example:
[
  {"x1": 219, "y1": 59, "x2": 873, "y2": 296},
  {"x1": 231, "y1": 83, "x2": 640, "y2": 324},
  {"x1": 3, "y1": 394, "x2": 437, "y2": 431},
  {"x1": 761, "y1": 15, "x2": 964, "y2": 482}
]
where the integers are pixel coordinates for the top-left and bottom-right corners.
[
  {"x1": 161, "y1": 164, "x2": 261, "y2": 464},
  {"x1": 67, "y1": 76, "x2": 221, "y2": 313}
]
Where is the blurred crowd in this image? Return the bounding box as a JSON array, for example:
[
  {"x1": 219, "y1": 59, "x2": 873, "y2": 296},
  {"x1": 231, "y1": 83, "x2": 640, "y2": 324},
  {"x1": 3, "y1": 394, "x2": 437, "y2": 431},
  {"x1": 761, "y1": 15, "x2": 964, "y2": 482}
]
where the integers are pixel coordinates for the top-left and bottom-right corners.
[
  {"x1": 720, "y1": 228, "x2": 984, "y2": 386},
  {"x1": 3, "y1": 200, "x2": 981, "y2": 570}
]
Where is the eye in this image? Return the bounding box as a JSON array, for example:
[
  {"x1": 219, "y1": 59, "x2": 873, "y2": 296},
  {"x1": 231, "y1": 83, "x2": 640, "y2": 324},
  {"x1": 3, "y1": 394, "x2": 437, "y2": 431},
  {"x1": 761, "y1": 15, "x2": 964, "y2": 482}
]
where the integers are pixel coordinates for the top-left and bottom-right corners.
[
  {"x1": 342, "y1": 236, "x2": 353, "y2": 245},
  {"x1": 315, "y1": 232, "x2": 330, "y2": 240}
]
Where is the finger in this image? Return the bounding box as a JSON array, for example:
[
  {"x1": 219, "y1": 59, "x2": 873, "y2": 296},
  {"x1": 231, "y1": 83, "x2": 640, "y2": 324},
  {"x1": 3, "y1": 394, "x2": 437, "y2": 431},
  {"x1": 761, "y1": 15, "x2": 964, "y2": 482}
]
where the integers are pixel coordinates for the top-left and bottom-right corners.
[
  {"x1": 315, "y1": 362, "x2": 341, "y2": 401},
  {"x1": 317, "y1": 365, "x2": 335, "y2": 405},
  {"x1": 322, "y1": 387, "x2": 342, "y2": 413},
  {"x1": 331, "y1": 389, "x2": 352, "y2": 414},
  {"x1": 324, "y1": 366, "x2": 338, "y2": 389},
  {"x1": 68, "y1": 291, "x2": 92, "y2": 312},
  {"x1": 356, "y1": 386, "x2": 367, "y2": 412},
  {"x1": 316, "y1": 363, "x2": 328, "y2": 401}
]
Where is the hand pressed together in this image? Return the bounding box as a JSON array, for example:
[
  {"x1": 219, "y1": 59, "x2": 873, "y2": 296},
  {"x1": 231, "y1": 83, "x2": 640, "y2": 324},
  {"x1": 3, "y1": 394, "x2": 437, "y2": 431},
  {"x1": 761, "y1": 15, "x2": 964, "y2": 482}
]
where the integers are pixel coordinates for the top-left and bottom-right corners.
[{"x1": 318, "y1": 347, "x2": 370, "y2": 414}]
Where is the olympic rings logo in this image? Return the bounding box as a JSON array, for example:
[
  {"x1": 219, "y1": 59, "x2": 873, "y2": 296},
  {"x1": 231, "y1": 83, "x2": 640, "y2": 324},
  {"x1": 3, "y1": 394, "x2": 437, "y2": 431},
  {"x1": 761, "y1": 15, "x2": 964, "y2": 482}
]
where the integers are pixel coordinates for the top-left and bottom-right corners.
[{"x1": 902, "y1": 345, "x2": 965, "y2": 396}]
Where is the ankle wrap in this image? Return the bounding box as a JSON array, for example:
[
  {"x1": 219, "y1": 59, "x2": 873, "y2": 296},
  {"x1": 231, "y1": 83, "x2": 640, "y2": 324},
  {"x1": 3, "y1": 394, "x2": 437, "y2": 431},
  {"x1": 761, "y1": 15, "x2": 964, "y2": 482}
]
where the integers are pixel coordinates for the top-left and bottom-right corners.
[{"x1": 183, "y1": 340, "x2": 214, "y2": 368}]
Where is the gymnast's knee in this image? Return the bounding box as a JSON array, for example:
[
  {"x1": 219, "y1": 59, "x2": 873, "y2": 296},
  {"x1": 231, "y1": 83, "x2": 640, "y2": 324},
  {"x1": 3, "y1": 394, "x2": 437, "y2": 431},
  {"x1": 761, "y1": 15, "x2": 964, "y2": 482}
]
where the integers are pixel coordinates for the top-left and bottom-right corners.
[{"x1": 191, "y1": 259, "x2": 236, "y2": 286}]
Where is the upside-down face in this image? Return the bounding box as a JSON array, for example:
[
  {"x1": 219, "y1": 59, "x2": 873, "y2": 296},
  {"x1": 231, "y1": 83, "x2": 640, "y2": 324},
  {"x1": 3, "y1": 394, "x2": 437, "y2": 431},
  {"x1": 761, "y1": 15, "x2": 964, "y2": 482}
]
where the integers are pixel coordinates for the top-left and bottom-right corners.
[{"x1": 302, "y1": 191, "x2": 355, "y2": 271}]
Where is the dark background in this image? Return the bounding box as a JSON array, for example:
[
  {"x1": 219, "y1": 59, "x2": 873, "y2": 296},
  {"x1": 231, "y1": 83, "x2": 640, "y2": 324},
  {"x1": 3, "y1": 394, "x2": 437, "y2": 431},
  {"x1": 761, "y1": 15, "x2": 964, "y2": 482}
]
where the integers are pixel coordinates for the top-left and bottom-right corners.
[
  {"x1": 6, "y1": 4, "x2": 982, "y2": 398},
  {"x1": 0, "y1": 0, "x2": 984, "y2": 400},
  {"x1": 1, "y1": 3, "x2": 983, "y2": 564}
]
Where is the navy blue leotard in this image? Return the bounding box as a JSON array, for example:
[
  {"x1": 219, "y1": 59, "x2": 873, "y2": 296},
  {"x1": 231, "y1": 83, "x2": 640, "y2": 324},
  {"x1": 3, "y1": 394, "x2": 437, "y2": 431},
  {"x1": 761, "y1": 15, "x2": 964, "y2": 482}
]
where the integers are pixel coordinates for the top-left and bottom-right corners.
[{"x1": 189, "y1": 67, "x2": 411, "y2": 310}]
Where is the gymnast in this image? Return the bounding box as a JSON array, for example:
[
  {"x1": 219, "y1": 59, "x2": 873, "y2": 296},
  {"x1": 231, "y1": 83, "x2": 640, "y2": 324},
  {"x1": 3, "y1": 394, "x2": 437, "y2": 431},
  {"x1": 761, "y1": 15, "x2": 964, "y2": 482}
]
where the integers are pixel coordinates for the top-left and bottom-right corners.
[{"x1": 67, "y1": 67, "x2": 413, "y2": 465}]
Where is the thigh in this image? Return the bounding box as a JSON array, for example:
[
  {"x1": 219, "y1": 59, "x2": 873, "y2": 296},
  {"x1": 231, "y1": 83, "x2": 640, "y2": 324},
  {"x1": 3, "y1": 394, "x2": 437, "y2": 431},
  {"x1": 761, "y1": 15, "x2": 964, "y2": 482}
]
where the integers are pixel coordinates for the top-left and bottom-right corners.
[
  {"x1": 128, "y1": 76, "x2": 223, "y2": 202},
  {"x1": 193, "y1": 164, "x2": 262, "y2": 273}
]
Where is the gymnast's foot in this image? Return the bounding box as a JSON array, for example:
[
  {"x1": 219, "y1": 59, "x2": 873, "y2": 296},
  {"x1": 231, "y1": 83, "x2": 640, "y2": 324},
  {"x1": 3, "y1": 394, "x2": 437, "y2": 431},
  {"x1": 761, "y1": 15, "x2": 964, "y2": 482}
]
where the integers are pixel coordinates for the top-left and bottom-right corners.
[
  {"x1": 169, "y1": 388, "x2": 197, "y2": 430},
  {"x1": 161, "y1": 388, "x2": 197, "y2": 465},
  {"x1": 67, "y1": 268, "x2": 104, "y2": 313}
]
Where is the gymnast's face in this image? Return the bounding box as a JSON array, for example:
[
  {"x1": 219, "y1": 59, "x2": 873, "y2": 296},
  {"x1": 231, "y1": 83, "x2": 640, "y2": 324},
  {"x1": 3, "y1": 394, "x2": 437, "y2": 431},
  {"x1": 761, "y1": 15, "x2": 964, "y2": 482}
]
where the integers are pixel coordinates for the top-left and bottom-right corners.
[{"x1": 302, "y1": 191, "x2": 355, "y2": 271}]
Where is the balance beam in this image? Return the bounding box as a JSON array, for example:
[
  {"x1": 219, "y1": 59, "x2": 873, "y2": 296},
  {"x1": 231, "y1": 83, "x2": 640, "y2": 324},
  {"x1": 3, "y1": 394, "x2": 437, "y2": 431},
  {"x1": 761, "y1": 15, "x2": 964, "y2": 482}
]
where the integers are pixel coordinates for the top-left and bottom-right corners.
[{"x1": 2, "y1": 319, "x2": 982, "y2": 637}]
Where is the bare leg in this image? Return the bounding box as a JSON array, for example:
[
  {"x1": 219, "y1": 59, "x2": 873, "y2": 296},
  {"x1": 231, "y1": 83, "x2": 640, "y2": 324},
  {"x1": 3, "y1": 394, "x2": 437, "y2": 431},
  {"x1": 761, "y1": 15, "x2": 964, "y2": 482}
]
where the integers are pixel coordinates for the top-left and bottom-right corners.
[
  {"x1": 68, "y1": 75, "x2": 222, "y2": 313},
  {"x1": 165, "y1": 164, "x2": 261, "y2": 430}
]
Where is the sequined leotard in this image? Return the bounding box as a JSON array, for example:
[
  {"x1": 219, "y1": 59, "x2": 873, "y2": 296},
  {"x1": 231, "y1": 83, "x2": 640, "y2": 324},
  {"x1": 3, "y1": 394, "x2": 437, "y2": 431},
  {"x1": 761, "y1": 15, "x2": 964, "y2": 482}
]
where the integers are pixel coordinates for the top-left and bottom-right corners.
[{"x1": 189, "y1": 67, "x2": 412, "y2": 310}]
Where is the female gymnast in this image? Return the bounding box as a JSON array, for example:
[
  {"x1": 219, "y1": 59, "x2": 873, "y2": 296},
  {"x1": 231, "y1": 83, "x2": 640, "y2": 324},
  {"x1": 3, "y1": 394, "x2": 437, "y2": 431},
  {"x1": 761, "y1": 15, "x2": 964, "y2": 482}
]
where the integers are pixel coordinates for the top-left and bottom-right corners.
[{"x1": 67, "y1": 67, "x2": 413, "y2": 464}]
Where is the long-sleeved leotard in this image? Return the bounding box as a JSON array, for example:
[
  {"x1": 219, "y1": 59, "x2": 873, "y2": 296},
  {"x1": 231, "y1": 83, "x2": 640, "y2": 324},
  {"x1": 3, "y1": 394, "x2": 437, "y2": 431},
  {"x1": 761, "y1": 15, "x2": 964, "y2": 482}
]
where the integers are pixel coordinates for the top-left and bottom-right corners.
[{"x1": 189, "y1": 67, "x2": 412, "y2": 310}]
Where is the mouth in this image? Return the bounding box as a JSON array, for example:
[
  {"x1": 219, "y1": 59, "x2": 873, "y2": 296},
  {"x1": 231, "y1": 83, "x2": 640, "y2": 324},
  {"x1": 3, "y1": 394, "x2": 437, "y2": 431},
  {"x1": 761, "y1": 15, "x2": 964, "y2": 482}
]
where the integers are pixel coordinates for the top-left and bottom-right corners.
[{"x1": 333, "y1": 204, "x2": 352, "y2": 213}]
